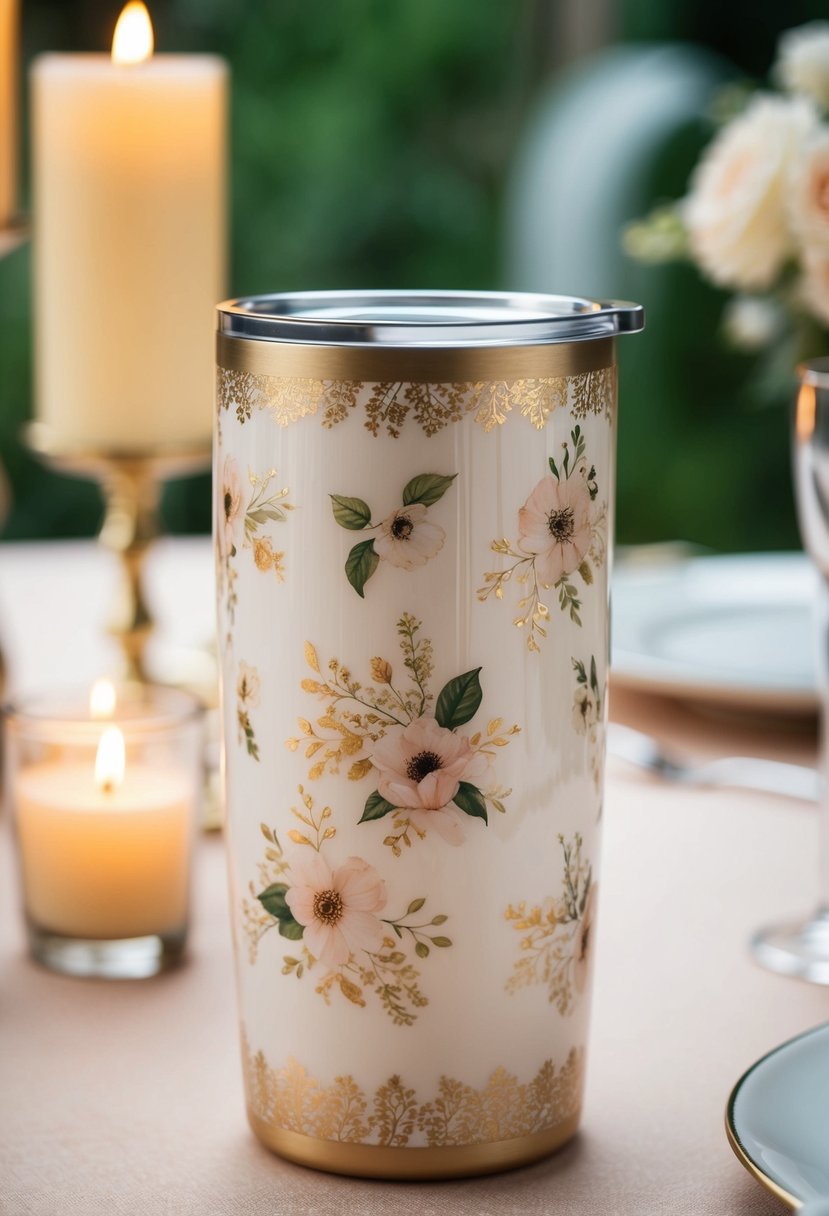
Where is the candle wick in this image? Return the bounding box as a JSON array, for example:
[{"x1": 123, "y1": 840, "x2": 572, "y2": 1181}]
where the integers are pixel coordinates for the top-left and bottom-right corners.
[{"x1": 102, "y1": 779, "x2": 115, "y2": 795}]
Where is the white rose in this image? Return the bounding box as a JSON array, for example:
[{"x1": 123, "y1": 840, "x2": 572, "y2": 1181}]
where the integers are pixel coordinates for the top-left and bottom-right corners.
[
  {"x1": 684, "y1": 95, "x2": 817, "y2": 290},
  {"x1": 776, "y1": 22, "x2": 829, "y2": 110},
  {"x1": 801, "y1": 248, "x2": 829, "y2": 325},
  {"x1": 790, "y1": 129, "x2": 829, "y2": 255}
]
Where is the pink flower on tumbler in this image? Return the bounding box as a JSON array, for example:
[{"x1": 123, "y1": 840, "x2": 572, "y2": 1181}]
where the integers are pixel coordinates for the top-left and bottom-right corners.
[
  {"x1": 517, "y1": 474, "x2": 593, "y2": 587},
  {"x1": 369, "y1": 716, "x2": 490, "y2": 845},
  {"x1": 285, "y1": 853, "x2": 387, "y2": 966}
]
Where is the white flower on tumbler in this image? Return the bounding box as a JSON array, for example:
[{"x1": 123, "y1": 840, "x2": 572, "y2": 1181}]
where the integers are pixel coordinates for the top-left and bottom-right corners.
[
  {"x1": 373, "y1": 504, "x2": 446, "y2": 570},
  {"x1": 517, "y1": 473, "x2": 593, "y2": 588},
  {"x1": 219, "y1": 455, "x2": 244, "y2": 557},
  {"x1": 572, "y1": 685, "x2": 598, "y2": 735},
  {"x1": 285, "y1": 853, "x2": 387, "y2": 966},
  {"x1": 777, "y1": 21, "x2": 829, "y2": 109},
  {"x1": 369, "y1": 715, "x2": 491, "y2": 845},
  {"x1": 683, "y1": 94, "x2": 817, "y2": 291}
]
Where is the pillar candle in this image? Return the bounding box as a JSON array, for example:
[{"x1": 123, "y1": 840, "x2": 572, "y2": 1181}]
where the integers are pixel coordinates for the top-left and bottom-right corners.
[{"x1": 32, "y1": 4, "x2": 227, "y2": 451}]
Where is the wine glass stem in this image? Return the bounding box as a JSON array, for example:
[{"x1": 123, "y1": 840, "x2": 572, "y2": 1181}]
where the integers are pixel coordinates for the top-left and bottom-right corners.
[{"x1": 818, "y1": 577, "x2": 829, "y2": 911}]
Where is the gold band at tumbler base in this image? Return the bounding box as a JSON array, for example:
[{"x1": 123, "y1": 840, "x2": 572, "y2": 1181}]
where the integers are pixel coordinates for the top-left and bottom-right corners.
[{"x1": 248, "y1": 1108, "x2": 581, "y2": 1180}]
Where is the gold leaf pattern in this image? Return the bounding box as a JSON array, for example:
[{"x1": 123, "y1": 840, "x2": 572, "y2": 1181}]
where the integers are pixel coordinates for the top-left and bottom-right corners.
[
  {"x1": 217, "y1": 367, "x2": 615, "y2": 436},
  {"x1": 216, "y1": 367, "x2": 265, "y2": 424},
  {"x1": 321, "y1": 381, "x2": 361, "y2": 429},
  {"x1": 571, "y1": 365, "x2": 616, "y2": 419},
  {"x1": 365, "y1": 382, "x2": 408, "y2": 437},
  {"x1": 519, "y1": 377, "x2": 568, "y2": 429},
  {"x1": 241, "y1": 1031, "x2": 584, "y2": 1147},
  {"x1": 504, "y1": 834, "x2": 593, "y2": 1015},
  {"x1": 404, "y1": 381, "x2": 470, "y2": 435}
]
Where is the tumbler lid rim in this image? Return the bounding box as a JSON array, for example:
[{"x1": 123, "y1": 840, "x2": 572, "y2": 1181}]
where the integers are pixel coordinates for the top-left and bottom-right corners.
[{"x1": 216, "y1": 289, "x2": 644, "y2": 347}]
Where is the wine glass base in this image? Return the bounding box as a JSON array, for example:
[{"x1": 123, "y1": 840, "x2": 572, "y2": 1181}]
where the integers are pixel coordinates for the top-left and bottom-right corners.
[{"x1": 751, "y1": 909, "x2": 829, "y2": 984}]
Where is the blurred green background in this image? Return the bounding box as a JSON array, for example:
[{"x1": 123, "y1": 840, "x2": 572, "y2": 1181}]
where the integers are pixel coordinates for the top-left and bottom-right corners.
[{"x1": 1, "y1": 0, "x2": 827, "y2": 548}]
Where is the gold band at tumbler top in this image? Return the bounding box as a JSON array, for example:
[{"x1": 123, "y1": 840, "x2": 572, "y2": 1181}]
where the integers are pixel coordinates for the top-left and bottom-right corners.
[
  {"x1": 216, "y1": 331, "x2": 616, "y2": 385},
  {"x1": 247, "y1": 1111, "x2": 581, "y2": 1181}
]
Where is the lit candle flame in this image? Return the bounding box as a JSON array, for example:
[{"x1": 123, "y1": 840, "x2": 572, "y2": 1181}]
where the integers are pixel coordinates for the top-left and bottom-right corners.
[
  {"x1": 96, "y1": 726, "x2": 126, "y2": 794},
  {"x1": 90, "y1": 678, "x2": 117, "y2": 719},
  {"x1": 112, "y1": 2, "x2": 154, "y2": 66}
]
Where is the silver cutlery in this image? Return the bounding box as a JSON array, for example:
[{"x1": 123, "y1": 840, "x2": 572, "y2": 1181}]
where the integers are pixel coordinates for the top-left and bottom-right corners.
[{"x1": 607, "y1": 723, "x2": 820, "y2": 803}]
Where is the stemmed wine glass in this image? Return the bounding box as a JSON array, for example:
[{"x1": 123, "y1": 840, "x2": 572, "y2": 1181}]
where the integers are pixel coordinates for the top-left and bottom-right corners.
[{"x1": 752, "y1": 358, "x2": 829, "y2": 981}]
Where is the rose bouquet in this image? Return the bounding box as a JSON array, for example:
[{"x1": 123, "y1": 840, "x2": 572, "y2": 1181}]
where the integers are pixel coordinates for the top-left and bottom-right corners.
[{"x1": 625, "y1": 22, "x2": 829, "y2": 371}]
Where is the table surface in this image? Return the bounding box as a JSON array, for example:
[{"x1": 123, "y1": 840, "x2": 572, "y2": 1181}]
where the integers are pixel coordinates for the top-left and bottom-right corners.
[{"x1": 1, "y1": 539, "x2": 825, "y2": 1215}]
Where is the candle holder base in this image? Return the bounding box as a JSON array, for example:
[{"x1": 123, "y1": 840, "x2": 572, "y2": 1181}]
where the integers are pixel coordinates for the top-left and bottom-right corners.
[
  {"x1": 25, "y1": 423, "x2": 211, "y2": 684},
  {"x1": 27, "y1": 922, "x2": 188, "y2": 980}
]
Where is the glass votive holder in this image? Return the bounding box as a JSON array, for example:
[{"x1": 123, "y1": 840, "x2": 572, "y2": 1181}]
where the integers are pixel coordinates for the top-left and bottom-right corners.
[{"x1": 4, "y1": 683, "x2": 204, "y2": 979}]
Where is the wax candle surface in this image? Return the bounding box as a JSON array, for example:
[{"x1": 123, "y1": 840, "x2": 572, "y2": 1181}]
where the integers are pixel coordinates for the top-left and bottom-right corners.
[
  {"x1": 0, "y1": 0, "x2": 17, "y2": 227},
  {"x1": 32, "y1": 48, "x2": 227, "y2": 450},
  {"x1": 16, "y1": 761, "x2": 192, "y2": 939}
]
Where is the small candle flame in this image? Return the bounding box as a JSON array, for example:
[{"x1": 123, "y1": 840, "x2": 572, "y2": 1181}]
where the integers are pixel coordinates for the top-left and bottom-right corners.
[
  {"x1": 96, "y1": 726, "x2": 126, "y2": 794},
  {"x1": 112, "y1": 1, "x2": 154, "y2": 66},
  {"x1": 90, "y1": 679, "x2": 117, "y2": 720}
]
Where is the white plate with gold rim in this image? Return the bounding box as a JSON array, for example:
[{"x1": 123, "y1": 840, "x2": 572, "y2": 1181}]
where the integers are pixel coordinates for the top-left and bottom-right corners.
[
  {"x1": 611, "y1": 552, "x2": 818, "y2": 715},
  {"x1": 727, "y1": 1021, "x2": 829, "y2": 1211}
]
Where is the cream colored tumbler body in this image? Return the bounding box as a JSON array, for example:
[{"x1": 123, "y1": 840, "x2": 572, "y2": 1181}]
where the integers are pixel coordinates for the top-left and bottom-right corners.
[{"x1": 215, "y1": 291, "x2": 644, "y2": 1179}]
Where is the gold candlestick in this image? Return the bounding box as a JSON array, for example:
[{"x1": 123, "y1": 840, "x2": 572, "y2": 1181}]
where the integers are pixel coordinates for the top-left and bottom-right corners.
[{"x1": 26, "y1": 424, "x2": 210, "y2": 683}]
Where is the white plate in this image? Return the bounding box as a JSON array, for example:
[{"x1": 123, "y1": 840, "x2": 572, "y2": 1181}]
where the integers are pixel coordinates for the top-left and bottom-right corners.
[
  {"x1": 611, "y1": 552, "x2": 818, "y2": 714},
  {"x1": 727, "y1": 1021, "x2": 829, "y2": 1208}
]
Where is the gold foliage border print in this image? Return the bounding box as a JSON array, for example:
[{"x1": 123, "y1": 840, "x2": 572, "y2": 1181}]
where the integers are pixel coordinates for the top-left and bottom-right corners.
[
  {"x1": 217, "y1": 365, "x2": 616, "y2": 437},
  {"x1": 241, "y1": 1031, "x2": 584, "y2": 1148}
]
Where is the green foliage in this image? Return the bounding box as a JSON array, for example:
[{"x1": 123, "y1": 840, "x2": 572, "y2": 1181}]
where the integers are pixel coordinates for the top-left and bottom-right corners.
[
  {"x1": 401, "y1": 473, "x2": 457, "y2": 508},
  {"x1": 256, "y1": 882, "x2": 304, "y2": 940},
  {"x1": 452, "y1": 781, "x2": 488, "y2": 823},
  {"x1": 345, "y1": 538, "x2": 379, "y2": 597},
  {"x1": 360, "y1": 789, "x2": 396, "y2": 823},
  {"x1": 434, "y1": 668, "x2": 482, "y2": 730},
  {"x1": 330, "y1": 495, "x2": 372, "y2": 530}
]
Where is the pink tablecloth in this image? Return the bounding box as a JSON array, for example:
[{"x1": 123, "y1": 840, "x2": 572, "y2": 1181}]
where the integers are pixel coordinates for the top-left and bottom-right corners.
[{"x1": 0, "y1": 541, "x2": 825, "y2": 1214}]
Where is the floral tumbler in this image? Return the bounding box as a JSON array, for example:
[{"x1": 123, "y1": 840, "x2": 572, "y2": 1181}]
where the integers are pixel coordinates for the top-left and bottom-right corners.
[{"x1": 215, "y1": 290, "x2": 644, "y2": 1178}]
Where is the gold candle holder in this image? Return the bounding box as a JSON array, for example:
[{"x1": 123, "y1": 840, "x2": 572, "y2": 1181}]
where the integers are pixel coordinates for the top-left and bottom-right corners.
[{"x1": 26, "y1": 423, "x2": 210, "y2": 683}]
